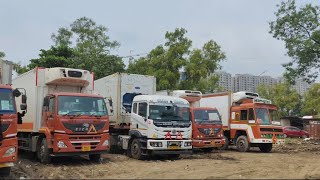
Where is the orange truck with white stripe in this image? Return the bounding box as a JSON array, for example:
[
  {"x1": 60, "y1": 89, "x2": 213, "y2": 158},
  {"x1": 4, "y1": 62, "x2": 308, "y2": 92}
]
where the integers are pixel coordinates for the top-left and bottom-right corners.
[
  {"x1": 12, "y1": 67, "x2": 109, "y2": 164},
  {"x1": 0, "y1": 59, "x2": 27, "y2": 176},
  {"x1": 200, "y1": 91, "x2": 285, "y2": 152}
]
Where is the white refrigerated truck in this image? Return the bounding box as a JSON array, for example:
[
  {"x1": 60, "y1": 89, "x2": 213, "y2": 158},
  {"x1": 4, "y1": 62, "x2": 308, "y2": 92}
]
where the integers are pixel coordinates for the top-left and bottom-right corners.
[
  {"x1": 12, "y1": 67, "x2": 110, "y2": 164},
  {"x1": 94, "y1": 73, "x2": 193, "y2": 159}
]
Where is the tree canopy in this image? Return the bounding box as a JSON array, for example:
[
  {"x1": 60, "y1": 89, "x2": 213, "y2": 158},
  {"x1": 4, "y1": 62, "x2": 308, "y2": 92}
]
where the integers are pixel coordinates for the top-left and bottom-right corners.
[
  {"x1": 0, "y1": 51, "x2": 5, "y2": 58},
  {"x1": 127, "y1": 28, "x2": 226, "y2": 91},
  {"x1": 301, "y1": 83, "x2": 320, "y2": 115},
  {"x1": 270, "y1": 0, "x2": 320, "y2": 84}
]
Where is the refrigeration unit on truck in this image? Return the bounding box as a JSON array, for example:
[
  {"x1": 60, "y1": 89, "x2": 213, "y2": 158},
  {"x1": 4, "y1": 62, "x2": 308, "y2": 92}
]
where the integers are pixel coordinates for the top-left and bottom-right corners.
[
  {"x1": 0, "y1": 59, "x2": 27, "y2": 176},
  {"x1": 200, "y1": 91, "x2": 285, "y2": 152},
  {"x1": 171, "y1": 90, "x2": 225, "y2": 152},
  {"x1": 12, "y1": 67, "x2": 109, "y2": 164},
  {"x1": 94, "y1": 73, "x2": 193, "y2": 159}
]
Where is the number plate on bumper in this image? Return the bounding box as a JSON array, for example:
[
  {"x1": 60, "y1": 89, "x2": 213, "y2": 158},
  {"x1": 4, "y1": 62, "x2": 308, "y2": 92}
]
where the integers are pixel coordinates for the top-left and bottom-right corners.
[
  {"x1": 82, "y1": 145, "x2": 91, "y2": 151},
  {"x1": 167, "y1": 141, "x2": 181, "y2": 149}
]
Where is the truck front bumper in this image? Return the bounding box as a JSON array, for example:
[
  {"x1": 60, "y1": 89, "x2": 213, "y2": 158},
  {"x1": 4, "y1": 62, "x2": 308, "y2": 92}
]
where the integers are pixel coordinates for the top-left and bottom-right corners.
[
  {"x1": 147, "y1": 139, "x2": 192, "y2": 151},
  {"x1": 250, "y1": 138, "x2": 285, "y2": 144},
  {"x1": 192, "y1": 138, "x2": 225, "y2": 148},
  {"x1": 0, "y1": 137, "x2": 17, "y2": 164},
  {"x1": 52, "y1": 133, "x2": 109, "y2": 154}
]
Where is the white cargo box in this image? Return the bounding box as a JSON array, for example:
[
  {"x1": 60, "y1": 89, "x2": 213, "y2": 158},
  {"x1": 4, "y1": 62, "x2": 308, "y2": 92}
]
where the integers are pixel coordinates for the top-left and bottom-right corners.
[
  {"x1": 200, "y1": 92, "x2": 232, "y2": 128},
  {"x1": 13, "y1": 67, "x2": 94, "y2": 132},
  {"x1": 0, "y1": 59, "x2": 13, "y2": 85},
  {"x1": 94, "y1": 73, "x2": 156, "y2": 126}
]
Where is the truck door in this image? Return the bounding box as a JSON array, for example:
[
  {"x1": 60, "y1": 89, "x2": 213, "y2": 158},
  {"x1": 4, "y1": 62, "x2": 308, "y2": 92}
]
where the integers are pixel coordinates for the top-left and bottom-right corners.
[{"x1": 43, "y1": 96, "x2": 55, "y2": 128}]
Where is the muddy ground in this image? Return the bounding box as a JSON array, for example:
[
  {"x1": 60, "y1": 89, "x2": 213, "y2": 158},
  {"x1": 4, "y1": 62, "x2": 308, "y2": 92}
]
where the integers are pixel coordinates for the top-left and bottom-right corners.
[{"x1": 5, "y1": 138, "x2": 320, "y2": 179}]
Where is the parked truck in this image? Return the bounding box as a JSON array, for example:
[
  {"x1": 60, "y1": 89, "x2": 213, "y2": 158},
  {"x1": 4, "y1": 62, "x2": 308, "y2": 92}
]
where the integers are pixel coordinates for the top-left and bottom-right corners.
[
  {"x1": 171, "y1": 90, "x2": 225, "y2": 152},
  {"x1": 94, "y1": 73, "x2": 193, "y2": 159},
  {"x1": 12, "y1": 67, "x2": 109, "y2": 164},
  {"x1": 0, "y1": 59, "x2": 27, "y2": 176},
  {"x1": 200, "y1": 91, "x2": 285, "y2": 152}
]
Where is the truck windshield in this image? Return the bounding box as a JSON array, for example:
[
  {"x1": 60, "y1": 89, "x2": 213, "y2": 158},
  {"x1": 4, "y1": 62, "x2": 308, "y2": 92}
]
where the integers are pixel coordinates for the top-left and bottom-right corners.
[
  {"x1": 149, "y1": 105, "x2": 189, "y2": 122},
  {"x1": 0, "y1": 89, "x2": 15, "y2": 114},
  {"x1": 58, "y1": 96, "x2": 107, "y2": 116},
  {"x1": 256, "y1": 108, "x2": 271, "y2": 125},
  {"x1": 194, "y1": 109, "x2": 221, "y2": 124}
]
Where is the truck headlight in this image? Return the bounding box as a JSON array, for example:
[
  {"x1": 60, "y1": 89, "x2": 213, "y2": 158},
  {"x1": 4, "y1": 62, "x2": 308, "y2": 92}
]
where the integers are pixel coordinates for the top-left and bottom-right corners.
[
  {"x1": 57, "y1": 141, "x2": 67, "y2": 148},
  {"x1": 102, "y1": 140, "x2": 109, "y2": 146},
  {"x1": 150, "y1": 142, "x2": 162, "y2": 147},
  {"x1": 184, "y1": 142, "x2": 192, "y2": 147},
  {"x1": 4, "y1": 147, "x2": 16, "y2": 156}
]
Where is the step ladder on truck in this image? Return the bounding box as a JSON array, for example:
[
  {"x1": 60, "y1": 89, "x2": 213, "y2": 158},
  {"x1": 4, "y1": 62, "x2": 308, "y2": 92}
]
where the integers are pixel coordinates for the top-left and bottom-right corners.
[
  {"x1": 171, "y1": 90, "x2": 225, "y2": 152},
  {"x1": 0, "y1": 59, "x2": 27, "y2": 176},
  {"x1": 200, "y1": 91, "x2": 285, "y2": 152},
  {"x1": 94, "y1": 73, "x2": 193, "y2": 159},
  {"x1": 13, "y1": 67, "x2": 110, "y2": 164}
]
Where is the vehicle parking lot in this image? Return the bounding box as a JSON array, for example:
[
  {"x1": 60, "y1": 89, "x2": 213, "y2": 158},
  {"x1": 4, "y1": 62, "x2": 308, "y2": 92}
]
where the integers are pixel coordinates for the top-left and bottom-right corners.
[{"x1": 7, "y1": 138, "x2": 320, "y2": 179}]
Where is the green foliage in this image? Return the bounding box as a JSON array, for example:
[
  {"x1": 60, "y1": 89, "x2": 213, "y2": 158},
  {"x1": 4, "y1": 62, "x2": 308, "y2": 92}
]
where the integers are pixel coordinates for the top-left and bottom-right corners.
[
  {"x1": 127, "y1": 28, "x2": 225, "y2": 91},
  {"x1": 270, "y1": 0, "x2": 320, "y2": 84},
  {"x1": 24, "y1": 17, "x2": 124, "y2": 79},
  {"x1": 257, "y1": 83, "x2": 302, "y2": 117},
  {"x1": 0, "y1": 51, "x2": 5, "y2": 58},
  {"x1": 301, "y1": 83, "x2": 320, "y2": 115},
  {"x1": 13, "y1": 63, "x2": 29, "y2": 75}
]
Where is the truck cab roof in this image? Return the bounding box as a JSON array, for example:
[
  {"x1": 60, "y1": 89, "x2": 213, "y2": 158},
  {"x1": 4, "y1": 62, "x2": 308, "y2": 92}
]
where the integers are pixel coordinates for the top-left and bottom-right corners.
[
  {"x1": 133, "y1": 95, "x2": 189, "y2": 105},
  {"x1": 51, "y1": 92, "x2": 104, "y2": 98}
]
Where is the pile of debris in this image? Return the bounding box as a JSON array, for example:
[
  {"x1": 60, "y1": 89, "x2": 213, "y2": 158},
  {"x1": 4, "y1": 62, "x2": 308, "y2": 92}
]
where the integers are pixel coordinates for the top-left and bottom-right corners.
[{"x1": 274, "y1": 138, "x2": 320, "y2": 153}]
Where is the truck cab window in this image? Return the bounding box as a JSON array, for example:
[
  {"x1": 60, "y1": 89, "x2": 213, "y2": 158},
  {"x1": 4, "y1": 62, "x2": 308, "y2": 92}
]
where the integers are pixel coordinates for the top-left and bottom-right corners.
[
  {"x1": 132, "y1": 103, "x2": 137, "y2": 114},
  {"x1": 240, "y1": 110, "x2": 248, "y2": 120},
  {"x1": 138, "y1": 103, "x2": 147, "y2": 118},
  {"x1": 48, "y1": 98, "x2": 55, "y2": 114},
  {"x1": 248, "y1": 108, "x2": 254, "y2": 120}
]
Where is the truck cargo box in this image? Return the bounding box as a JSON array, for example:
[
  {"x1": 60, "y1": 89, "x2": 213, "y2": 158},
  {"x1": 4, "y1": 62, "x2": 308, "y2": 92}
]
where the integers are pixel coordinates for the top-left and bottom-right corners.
[
  {"x1": 200, "y1": 92, "x2": 232, "y2": 128},
  {"x1": 12, "y1": 67, "x2": 94, "y2": 132},
  {"x1": 94, "y1": 73, "x2": 156, "y2": 126},
  {"x1": 0, "y1": 59, "x2": 13, "y2": 84}
]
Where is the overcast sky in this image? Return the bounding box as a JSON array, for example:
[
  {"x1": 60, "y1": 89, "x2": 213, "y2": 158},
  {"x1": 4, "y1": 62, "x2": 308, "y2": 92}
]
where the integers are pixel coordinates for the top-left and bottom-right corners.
[{"x1": 1, "y1": 0, "x2": 319, "y2": 79}]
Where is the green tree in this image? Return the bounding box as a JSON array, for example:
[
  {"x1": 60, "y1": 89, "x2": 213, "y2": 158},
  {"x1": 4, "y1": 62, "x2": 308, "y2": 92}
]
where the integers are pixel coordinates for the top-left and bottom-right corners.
[
  {"x1": 0, "y1": 51, "x2": 5, "y2": 58},
  {"x1": 270, "y1": 0, "x2": 320, "y2": 84},
  {"x1": 257, "y1": 83, "x2": 302, "y2": 117},
  {"x1": 28, "y1": 17, "x2": 124, "y2": 79},
  {"x1": 301, "y1": 83, "x2": 320, "y2": 115}
]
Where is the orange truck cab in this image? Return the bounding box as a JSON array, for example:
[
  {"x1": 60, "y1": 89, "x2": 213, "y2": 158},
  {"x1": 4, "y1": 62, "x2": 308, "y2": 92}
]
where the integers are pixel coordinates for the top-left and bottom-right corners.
[
  {"x1": 0, "y1": 59, "x2": 27, "y2": 176},
  {"x1": 201, "y1": 91, "x2": 285, "y2": 152},
  {"x1": 13, "y1": 67, "x2": 109, "y2": 164},
  {"x1": 172, "y1": 90, "x2": 225, "y2": 152},
  {"x1": 190, "y1": 107, "x2": 225, "y2": 152}
]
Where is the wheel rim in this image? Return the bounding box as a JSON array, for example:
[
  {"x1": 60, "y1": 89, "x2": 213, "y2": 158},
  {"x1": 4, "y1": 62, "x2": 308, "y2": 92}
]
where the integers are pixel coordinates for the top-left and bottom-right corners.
[
  {"x1": 238, "y1": 139, "x2": 245, "y2": 150},
  {"x1": 132, "y1": 142, "x2": 139, "y2": 156}
]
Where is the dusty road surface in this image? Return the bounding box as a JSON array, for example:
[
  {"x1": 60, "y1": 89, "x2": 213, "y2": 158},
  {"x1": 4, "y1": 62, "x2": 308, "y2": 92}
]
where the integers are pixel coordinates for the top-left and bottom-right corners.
[{"x1": 5, "y1": 139, "x2": 320, "y2": 179}]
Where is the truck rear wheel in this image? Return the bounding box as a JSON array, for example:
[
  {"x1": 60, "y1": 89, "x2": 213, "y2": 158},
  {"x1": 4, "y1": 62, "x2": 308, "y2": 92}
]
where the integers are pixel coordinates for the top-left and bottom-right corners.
[
  {"x1": 236, "y1": 135, "x2": 250, "y2": 152},
  {"x1": 0, "y1": 167, "x2": 11, "y2": 176},
  {"x1": 259, "y1": 143, "x2": 272, "y2": 153},
  {"x1": 89, "y1": 154, "x2": 102, "y2": 162},
  {"x1": 37, "y1": 138, "x2": 52, "y2": 164},
  {"x1": 130, "y1": 139, "x2": 144, "y2": 160}
]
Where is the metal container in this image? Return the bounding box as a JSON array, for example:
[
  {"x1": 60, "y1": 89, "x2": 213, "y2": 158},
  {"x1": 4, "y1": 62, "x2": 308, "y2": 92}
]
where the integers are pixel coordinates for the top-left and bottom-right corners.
[{"x1": 309, "y1": 120, "x2": 320, "y2": 140}]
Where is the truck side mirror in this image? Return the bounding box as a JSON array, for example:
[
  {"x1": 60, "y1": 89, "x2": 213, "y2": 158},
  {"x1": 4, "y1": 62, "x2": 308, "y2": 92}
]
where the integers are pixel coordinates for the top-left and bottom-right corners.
[
  {"x1": 108, "y1": 99, "x2": 113, "y2": 107},
  {"x1": 21, "y1": 94, "x2": 27, "y2": 104},
  {"x1": 20, "y1": 103, "x2": 27, "y2": 111},
  {"x1": 43, "y1": 97, "x2": 49, "y2": 107},
  {"x1": 13, "y1": 89, "x2": 21, "y2": 97}
]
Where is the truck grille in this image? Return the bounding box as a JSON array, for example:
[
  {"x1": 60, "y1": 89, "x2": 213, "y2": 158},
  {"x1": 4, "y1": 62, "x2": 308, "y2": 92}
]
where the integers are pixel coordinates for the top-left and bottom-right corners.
[
  {"x1": 198, "y1": 128, "x2": 221, "y2": 136},
  {"x1": 62, "y1": 122, "x2": 106, "y2": 133},
  {"x1": 260, "y1": 128, "x2": 283, "y2": 132},
  {"x1": 68, "y1": 135, "x2": 101, "y2": 150}
]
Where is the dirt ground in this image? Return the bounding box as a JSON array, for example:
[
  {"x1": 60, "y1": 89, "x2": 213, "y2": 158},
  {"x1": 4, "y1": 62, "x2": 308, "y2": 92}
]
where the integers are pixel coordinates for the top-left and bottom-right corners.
[{"x1": 5, "y1": 138, "x2": 320, "y2": 179}]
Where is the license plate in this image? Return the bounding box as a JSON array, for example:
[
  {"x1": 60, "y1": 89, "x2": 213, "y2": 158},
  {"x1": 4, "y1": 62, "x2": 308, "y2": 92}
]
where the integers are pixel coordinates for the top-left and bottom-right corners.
[
  {"x1": 211, "y1": 141, "x2": 216, "y2": 145},
  {"x1": 82, "y1": 145, "x2": 91, "y2": 151},
  {"x1": 168, "y1": 146, "x2": 180, "y2": 149}
]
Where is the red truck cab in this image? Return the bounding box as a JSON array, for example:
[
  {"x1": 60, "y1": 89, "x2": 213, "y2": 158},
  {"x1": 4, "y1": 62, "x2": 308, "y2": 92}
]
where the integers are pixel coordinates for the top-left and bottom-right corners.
[{"x1": 190, "y1": 107, "x2": 225, "y2": 152}]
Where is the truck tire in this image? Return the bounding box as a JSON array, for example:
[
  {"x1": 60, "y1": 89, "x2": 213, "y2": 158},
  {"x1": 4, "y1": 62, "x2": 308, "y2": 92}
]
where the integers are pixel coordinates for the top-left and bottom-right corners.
[
  {"x1": 130, "y1": 138, "x2": 144, "y2": 160},
  {"x1": 259, "y1": 143, "x2": 273, "y2": 153},
  {"x1": 0, "y1": 167, "x2": 11, "y2": 176},
  {"x1": 37, "y1": 138, "x2": 52, "y2": 164},
  {"x1": 202, "y1": 148, "x2": 214, "y2": 153},
  {"x1": 236, "y1": 135, "x2": 250, "y2": 152},
  {"x1": 89, "y1": 154, "x2": 102, "y2": 162},
  {"x1": 219, "y1": 135, "x2": 229, "y2": 150}
]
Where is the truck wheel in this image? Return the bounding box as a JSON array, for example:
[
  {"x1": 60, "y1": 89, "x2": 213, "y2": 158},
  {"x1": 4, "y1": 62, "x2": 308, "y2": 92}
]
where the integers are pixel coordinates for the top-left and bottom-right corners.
[
  {"x1": 219, "y1": 135, "x2": 229, "y2": 150},
  {"x1": 0, "y1": 167, "x2": 11, "y2": 176},
  {"x1": 259, "y1": 143, "x2": 272, "y2": 153},
  {"x1": 37, "y1": 138, "x2": 52, "y2": 164},
  {"x1": 130, "y1": 139, "x2": 144, "y2": 160},
  {"x1": 202, "y1": 148, "x2": 214, "y2": 153},
  {"x1": 89, "y1": 154, "x2": 102, "y2": 162},
  {"x1": 236, "y1": 135, "x2": 250, "y2": 152}
]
